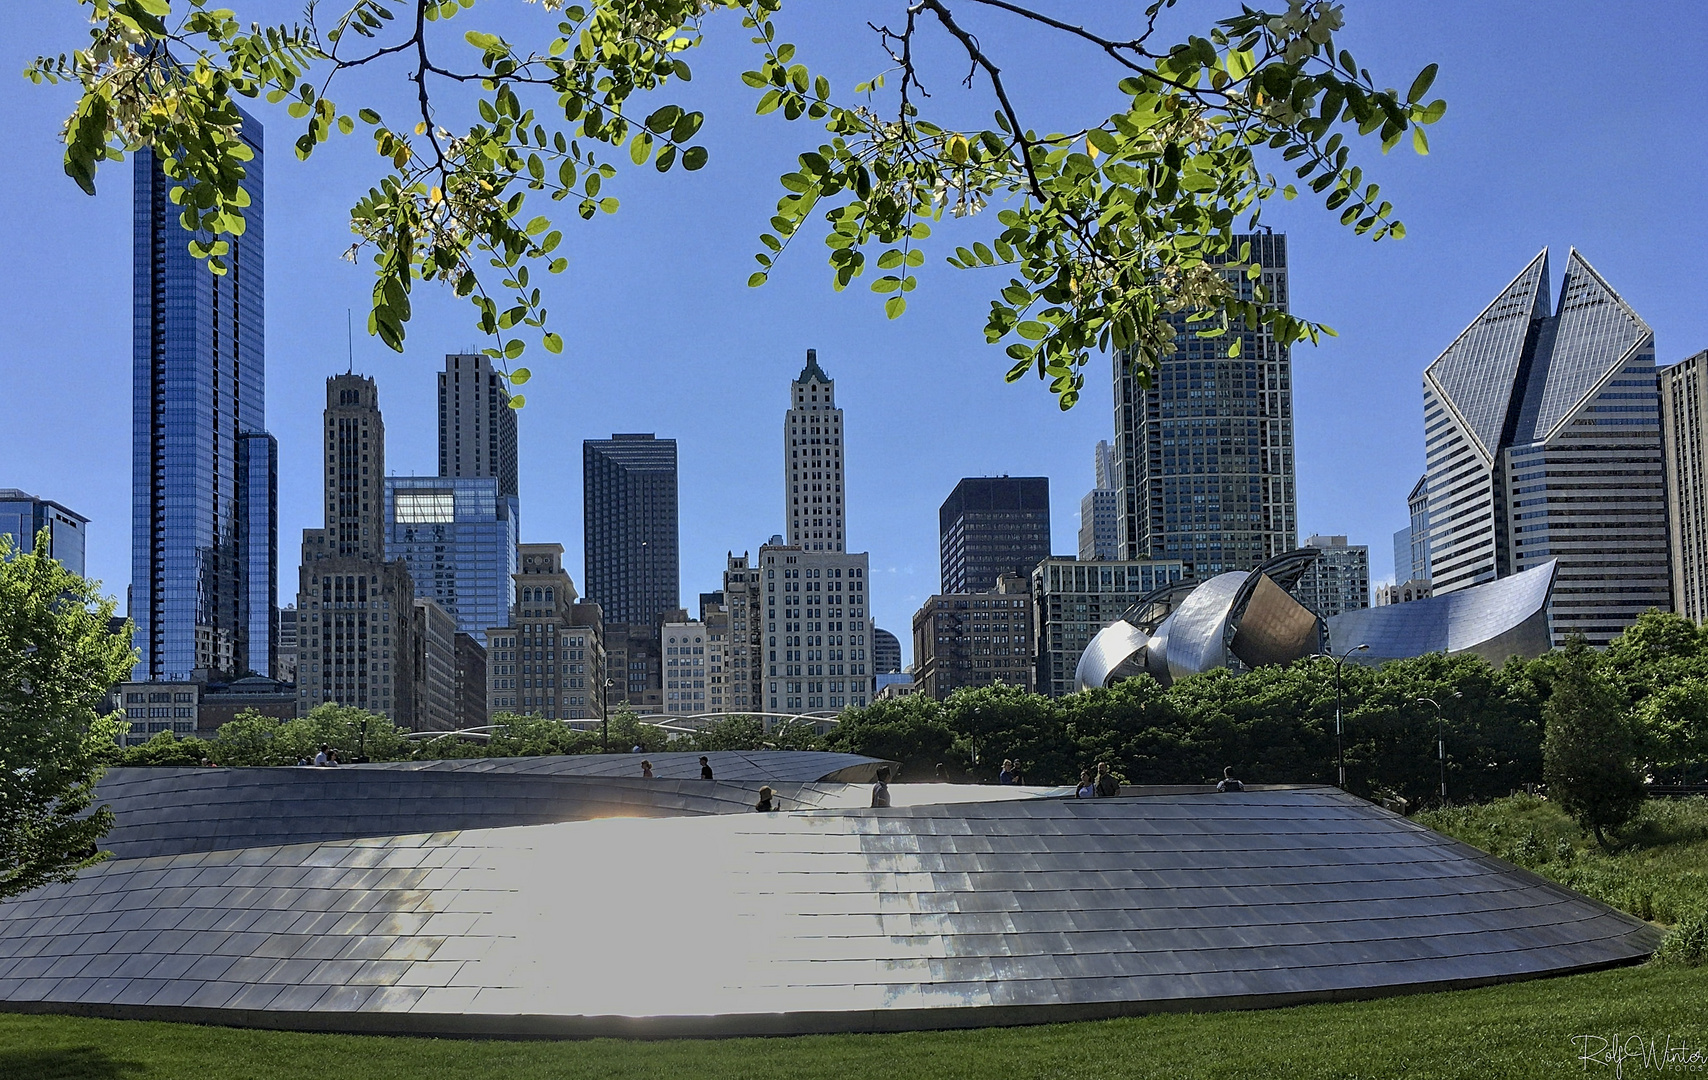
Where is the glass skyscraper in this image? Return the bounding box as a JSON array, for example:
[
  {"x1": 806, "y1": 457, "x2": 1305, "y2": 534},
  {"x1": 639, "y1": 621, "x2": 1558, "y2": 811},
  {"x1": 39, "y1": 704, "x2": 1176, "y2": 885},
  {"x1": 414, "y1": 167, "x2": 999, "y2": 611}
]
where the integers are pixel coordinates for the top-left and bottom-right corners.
[
  {"x1": 0, "y1": 489, "x2": 88, "y2": 576},
  {"x1": 131, "y1": 105, "x2": 277, "y2": 681},
  {"x1": 1113, "y1": 232, "x2": 1296, "y2": 579},
  {"x1": 1423, "y1": 248, "x2": 1669, "y2": 645},
  {"x1": 583, "y1": 433, "x2": 679, "y2": 626},
  {"x1": 385, "y1": 475, "x2": 518, "y2": 646}
]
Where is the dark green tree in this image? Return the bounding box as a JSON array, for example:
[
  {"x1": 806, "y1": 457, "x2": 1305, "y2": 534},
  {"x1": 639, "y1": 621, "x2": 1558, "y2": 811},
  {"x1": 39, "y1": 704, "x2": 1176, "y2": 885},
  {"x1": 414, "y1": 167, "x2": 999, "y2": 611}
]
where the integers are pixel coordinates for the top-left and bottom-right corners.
[
  {"x1": 1542, "y1": 637, "x2": 1645, "y2": 848},
  {"x1": 114, "y1": 730, "x2": 208, "y2": 767},
  {"x1": 946, "y1": 682, "x2": 1072, "y2": 783},
  {"x1": 0, "y1": 534, "x2": 136, "y2": 900},
  {"x1": 824, "y1": 695, "x2": 955, "y2": 779}
]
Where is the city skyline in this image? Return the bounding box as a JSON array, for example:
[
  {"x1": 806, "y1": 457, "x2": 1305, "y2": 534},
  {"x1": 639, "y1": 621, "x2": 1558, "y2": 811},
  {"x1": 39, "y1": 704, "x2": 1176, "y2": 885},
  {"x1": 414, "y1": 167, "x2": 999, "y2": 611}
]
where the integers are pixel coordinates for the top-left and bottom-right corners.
[{"x1": 7, "y1": 6, "x2": 1708, "y2": 671}]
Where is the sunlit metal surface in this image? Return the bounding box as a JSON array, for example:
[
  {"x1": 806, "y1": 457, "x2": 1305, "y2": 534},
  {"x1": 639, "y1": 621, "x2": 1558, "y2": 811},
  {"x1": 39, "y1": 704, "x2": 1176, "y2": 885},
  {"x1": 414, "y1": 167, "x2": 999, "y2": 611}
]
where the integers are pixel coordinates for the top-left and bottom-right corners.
[
  {"x1": 1328, "y1": 559, "x2": 1557, "y2": 665},
  {"x1": 0, "y1": 772, "x2": 1657, "y2": 1037},
  {"x1": 1075, "y1": 553, "x2": 1557, "y2": 693},
  {"x1": 1228, "y1": 573, "x2": 1322, "y2": 670},
  {"x1": 1072, "y1": 619, "x2": 1149, "y2": 692}
]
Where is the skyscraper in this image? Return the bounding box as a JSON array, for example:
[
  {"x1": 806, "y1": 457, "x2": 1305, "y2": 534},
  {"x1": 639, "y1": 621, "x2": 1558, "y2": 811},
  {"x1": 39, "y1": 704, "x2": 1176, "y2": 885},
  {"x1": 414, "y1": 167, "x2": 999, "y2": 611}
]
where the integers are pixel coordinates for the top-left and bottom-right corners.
[
  {"x1": 437, "y1": 353, "x2": 518, "y2": 498},
  {"x1": 484, "y1": 544, "x2": 605, "y2": 721},
  {"x1": 1659, "y1": 350, "x2": 1708, "y2": 621},
  {"x1": 583, "y1": 433, "x2": 679, "y2": 625},
  {"x1": 384, "y1": 475, "x2": 518, "y2": 644},
  {"x1": 939, "y1": 477, "x2": 1051, "y2": 594},
  {"x1": 131, "y1": 106, "x2": 276, "y2": 681},
  {"x1": 1423, "y1": 249, "x2": 1669, "y2": 645},
  {"x1": 1112, "y1": 232, "x2": 1296, "y2": 578},
  {"x1": 295, "y1": 375, "x2": 419, "y2": 723},
  {"x1": 759, "y1": 539, "x2": 871, "y2": 713},
  {"x1": 1078, "y1": 440, "x2": 1120, "y2": 561},
  {"x1": 1291, "y1": 534, "x2": 1370, "y2": 618},
  {"x1": 0, "y1": 489, "x2": 88, "y2": 576},
  {"x1": 1391, "y1": 474, "x2": 1430, "y2": 586},
  {"x1": 785, "y1": 349, "x2": 846, "y2": 552}
]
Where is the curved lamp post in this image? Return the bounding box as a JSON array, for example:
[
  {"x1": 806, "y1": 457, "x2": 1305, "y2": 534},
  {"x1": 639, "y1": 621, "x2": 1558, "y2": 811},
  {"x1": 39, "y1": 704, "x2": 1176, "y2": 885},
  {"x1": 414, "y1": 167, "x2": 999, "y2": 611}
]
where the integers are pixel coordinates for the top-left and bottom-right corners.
[
  {"x1": 1313, "y1": 644, "x2": 1370, "y2": 789},
  {"x1": 1417, "y1": 691, "x2": 1462, "y2": 803}
]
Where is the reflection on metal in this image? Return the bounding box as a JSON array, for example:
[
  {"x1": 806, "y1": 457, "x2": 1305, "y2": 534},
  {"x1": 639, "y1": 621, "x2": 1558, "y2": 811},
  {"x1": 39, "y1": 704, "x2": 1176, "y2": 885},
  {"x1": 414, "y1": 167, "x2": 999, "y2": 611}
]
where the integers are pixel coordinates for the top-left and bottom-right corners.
[
  {"x1": 1075, "y1": 553, "x2": 1559, "y2": 692},
  {"x1": 1077, "y1": 549, "x2": 1326, "y2": 691},
  {"x1": 1230, "y1": 573, "x2": 1322, "y2": 670},
  {"x1": 1328, "y1": 559, "x2": 1557, "y2": 666},
  {"x1": 0, "y1": 770, "x2": 1657, "y2": 1037}
]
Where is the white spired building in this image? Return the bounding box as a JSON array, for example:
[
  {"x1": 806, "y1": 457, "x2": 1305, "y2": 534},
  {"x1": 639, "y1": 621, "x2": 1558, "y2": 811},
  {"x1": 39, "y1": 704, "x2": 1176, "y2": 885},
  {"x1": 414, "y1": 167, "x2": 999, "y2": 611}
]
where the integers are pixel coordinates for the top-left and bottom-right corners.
[
  {"x1": 786, "y1": 349, "x2": 845, "y2": 552},
  {"x1": 1422, "y1": 248, "x2": 1670, "y2": 646}
]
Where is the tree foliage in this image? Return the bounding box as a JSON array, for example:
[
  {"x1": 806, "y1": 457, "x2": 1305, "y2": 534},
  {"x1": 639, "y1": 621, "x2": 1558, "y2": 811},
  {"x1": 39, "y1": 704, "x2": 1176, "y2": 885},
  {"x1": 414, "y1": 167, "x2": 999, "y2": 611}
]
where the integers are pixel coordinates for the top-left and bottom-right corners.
[
  {"x1": 1543, "y1": 637, "x2": 1645, "y2": 848},
  {"x1": 0, "y1": 534, "x2": 135, "y2": 902},
  {"x1": 30, "y1": 0, "x2": 1445, "y2": 408}
]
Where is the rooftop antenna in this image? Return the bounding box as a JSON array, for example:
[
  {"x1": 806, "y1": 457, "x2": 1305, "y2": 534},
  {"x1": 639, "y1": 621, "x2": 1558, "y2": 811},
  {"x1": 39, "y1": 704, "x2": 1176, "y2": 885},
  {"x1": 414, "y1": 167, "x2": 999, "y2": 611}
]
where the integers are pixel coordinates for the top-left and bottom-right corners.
[{"x1": 346, "y1": 309, "x2": 354, "y2": 374}]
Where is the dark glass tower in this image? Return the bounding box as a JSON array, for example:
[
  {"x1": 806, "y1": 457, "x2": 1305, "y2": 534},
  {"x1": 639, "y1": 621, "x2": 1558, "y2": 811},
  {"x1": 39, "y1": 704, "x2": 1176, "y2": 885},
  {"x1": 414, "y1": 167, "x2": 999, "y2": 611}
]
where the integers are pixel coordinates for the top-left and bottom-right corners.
[
  {"x1": 131, "y1": 106, "x2": 276, "y2": 680},
  {"x1": 437, "y1": 353, "x2": 518, "y2": 499},
  {"x1": 1113, "y1": 232, "x2": 1296, "y2": 579},
  {"x1": 583, "y1": 434, "x2": 679, "y2": 625},
  {"x1": 938, "y1": 477, "x2": 1051, "y2": 593}
]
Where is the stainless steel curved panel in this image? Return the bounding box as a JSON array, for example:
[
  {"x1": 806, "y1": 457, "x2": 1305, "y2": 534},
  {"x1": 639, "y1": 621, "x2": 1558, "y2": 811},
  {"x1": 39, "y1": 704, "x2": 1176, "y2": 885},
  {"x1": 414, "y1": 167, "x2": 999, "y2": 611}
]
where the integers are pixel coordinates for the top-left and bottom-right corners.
[
  {"x1": 1327, "y1": 560, "x2": 1557, "y2": 664},
  {"x1": 1229, "y1": 574, "x2": 1322, "y2": 669},
  {"x1": 1074, "y1": 620, "x2": 1149, "y2": 692},
  {"x1": 1162, "y1": 572, "x2": 1248, "y2": 683}
]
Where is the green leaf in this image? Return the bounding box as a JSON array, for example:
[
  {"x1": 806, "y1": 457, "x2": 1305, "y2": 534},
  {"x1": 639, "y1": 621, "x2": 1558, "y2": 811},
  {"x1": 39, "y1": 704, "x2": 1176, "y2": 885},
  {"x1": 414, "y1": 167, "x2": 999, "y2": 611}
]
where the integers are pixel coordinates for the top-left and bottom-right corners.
[
  {"x1": 1017, "y1": 321, "x2": 1048, "y2": 341},
  {"x1": 1412, "y1": 127, "x2": 1429, "y2": 155},
  {"x1": 507, "y1": 394, "x2": 526, "y2": 409},
  {"x1": 682, "y1": 146, "x2": 708, "y2": 171},
  {"x1": 1407, "y1": 63, "x2": 1438, "y2": 104},
  {"x1": 599, "y1": 197, "x2": 619, "y2": 214},
  {"x1": 884, "y1": 296, "x2": 906, "y2": 319},
  {"x1": 510, "y1": 367, "x2": 532, "y2": 384},
  {"x1": 629, "y1": 133, "x2": 652, "y2": 165},
  {"x1": 748, "y1": 271, "x2": 769, "y2": 287},
  {"x1": 503, "y1": 338, "x2": 525, "y2": 359}
]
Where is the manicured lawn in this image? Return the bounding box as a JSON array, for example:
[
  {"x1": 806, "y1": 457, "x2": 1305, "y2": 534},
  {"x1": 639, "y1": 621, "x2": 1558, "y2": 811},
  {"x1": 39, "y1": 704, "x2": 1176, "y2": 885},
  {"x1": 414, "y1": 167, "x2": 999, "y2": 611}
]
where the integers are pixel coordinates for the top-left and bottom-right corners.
[{"x1": 2, "y1": 961, "x2": 1706, "y2": 1080}]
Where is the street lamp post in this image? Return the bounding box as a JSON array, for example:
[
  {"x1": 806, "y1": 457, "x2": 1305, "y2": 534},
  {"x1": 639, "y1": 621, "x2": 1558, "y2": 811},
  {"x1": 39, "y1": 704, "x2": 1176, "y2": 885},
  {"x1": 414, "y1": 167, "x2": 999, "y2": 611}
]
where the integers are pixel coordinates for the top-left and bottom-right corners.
[
  {"x1": 1417, "y1": 691, "x2": 1462, "y2": 804},
  {"x1": 1314, "y1": 643, "x2": 1370, "y2": 789},
  {"x1": 603, "y1": 678, "x2": 615, "y2": 753}
]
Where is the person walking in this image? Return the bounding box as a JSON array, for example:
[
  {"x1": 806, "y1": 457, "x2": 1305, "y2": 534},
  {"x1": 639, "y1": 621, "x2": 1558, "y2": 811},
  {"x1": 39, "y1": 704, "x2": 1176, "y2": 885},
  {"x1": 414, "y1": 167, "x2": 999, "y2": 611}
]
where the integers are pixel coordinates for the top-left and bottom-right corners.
[
  {"x1": 700, "y1": 756, "x2": 714, "y2": 780},
  {"x1": 870, "y1": 767, "x2": 891, "y2": 808},
  {"x1": 755, "y1": 786, "x2": 775, "y2": 812},
  {"x1": 1093, "y1": 762, "x2": 1120, "y2": 797},
  {"x1": 1217, "y1": 766, "x2": 1244, "y2": 793}
]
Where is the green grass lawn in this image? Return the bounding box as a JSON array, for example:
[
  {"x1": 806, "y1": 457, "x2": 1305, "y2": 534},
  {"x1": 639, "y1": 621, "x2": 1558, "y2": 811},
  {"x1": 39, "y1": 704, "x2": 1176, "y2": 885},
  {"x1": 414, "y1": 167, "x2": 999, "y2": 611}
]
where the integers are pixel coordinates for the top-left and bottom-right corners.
[{"x1": 2, "y1": 962, "x2": 1705, "y2": 1080}]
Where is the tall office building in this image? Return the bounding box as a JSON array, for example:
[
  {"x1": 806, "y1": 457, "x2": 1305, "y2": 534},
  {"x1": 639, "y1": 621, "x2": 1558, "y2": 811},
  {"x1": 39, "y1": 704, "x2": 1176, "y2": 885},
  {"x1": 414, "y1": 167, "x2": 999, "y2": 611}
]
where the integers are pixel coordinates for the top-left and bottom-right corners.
[
  {"x1": 939, "y1": 477, "x2": 1052, "y2": 593},
  {"x1": 1112, "y1": 232, "x2": 1296, "y2": 578},
  {"x1": 871, "y1": 627, "x2": 902, "y2": 676},
  {"x1": 759, "y1": 539, "x2": 872, "y2": 713},
  {"x1": 721, "y1": 552, "x2": 764, "y2": 713},
  {"x1": 583, "y1": 433, "x2": 679, "y2": 625},
  {"x1": 1423, "y1": 249, "x2": 1669, "y2": 645},
  {"x1": 1292, "y1": 535, "x2": 1370, "y2": 618},
  {"x1": 275, "y1": 605, "x2": 298, "y2": 685},
  {"x1": 411, "y1": 597, "x2": 458, "y2": 733},
  {"x1": 437, "y1": 353, "x2": 518, "y2": 498},
  {"x1": 910, "y1": 574, "x2": 1036, "y2": 700},
  {"x1": 131, "y1": 106, "x2": 277, "y2": 681},
  {"x1": 1661, "y1": 350, "x2": 1708, "y2": 621},
  {"x1": 0, "y1": 490, "x2": 88, "y2": 575},
  {"x1": 484, "y1": 543, "x2": 605, "y2": 720},
  {"x1": 1079, "y1": 441, "x2": 1121, "y2": 562},
  {"x1": 785, "y1": 349, "x2": 846, "y2": 552},
  {"x1": 1391, "y1": 475, "x2": 1431, "y2": 586},
  {"x1": 662, "y1": 619, "x2": 710, "y2": 715},
  {"x1": 295, "y1": 375, "x2": 419, "y2": 724},
  {"x1": 384, "y1": 475, "x2": 518, "y2": 645}
]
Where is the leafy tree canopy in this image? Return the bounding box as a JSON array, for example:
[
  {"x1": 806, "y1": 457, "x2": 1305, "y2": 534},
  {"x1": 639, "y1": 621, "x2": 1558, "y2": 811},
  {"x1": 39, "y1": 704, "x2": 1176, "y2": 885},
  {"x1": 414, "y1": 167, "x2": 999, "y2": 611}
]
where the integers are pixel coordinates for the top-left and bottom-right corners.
[
  {"x1": 0, "y1": 534, "x2": 135, "y2": 901},
  {"x1": 1542, "y1": 637, "x2": 1645, "y2": 848},
  {"x1": 31, "y1": 0, "x2": 1444, "y2": 408}
]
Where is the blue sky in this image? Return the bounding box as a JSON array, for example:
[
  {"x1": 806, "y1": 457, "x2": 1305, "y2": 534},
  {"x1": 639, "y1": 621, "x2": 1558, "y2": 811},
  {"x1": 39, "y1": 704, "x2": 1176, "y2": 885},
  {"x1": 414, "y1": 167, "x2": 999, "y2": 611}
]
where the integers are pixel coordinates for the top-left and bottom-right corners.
[{"x1": 3, "y1": 2, "x2": 1706, "y2": 667}]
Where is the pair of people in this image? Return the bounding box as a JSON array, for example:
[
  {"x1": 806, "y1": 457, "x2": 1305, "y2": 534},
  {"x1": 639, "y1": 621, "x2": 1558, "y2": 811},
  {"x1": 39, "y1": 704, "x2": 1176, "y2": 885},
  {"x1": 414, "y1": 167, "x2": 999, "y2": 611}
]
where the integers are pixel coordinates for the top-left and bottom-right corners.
[
  {"x1": 1075, "y1": 762, "x2": 1120, "y2": 798},
  {"x1": 312, "y1": 744, "x2": 340, "y2": 767},
  {"x1": 754, "y1": 766, "x2": 892, "y2": 811}
]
